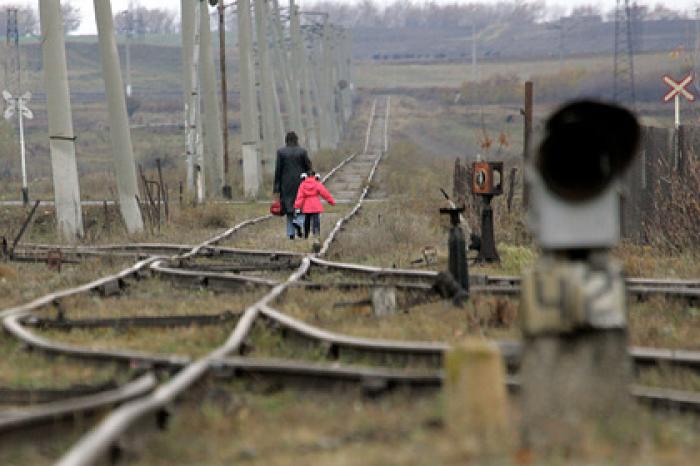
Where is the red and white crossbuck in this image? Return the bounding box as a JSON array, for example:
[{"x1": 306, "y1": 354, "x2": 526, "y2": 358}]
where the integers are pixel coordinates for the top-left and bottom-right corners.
[{"x1": 663, "y1": 74, "x2": 695, "y2": 102}]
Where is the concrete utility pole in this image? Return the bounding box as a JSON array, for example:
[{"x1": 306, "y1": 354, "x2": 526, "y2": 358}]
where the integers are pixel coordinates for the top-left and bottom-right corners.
[
  {"x1": 339, "y1": 29, "x2": 353, "y2": 124},
  {"x1": 331, "y1": 30, "x2": 345, "y2": 139},
  {"x1": 290, "y1": 3, "x2": 312, "y2": 148},
  {"x1": 264, "y1": 0, "x2": 285, "y2": 150},
  {"x1": 181, "y1": 0, "x2": 195, "y2": 190},
  {"x1": 38, "y1": 0, "x2": 84, "y2": 240},
  {"x1": 319, "y1": 17, "x2": 338, "y2": 148},
  {"x1": 218, "y1": 0, "x2": 232, "y2": 198},
  {"x1": 299, "y1": 27, "x2": 320, "y2": 151},
  {"x1": 200, "y1": 4, "x2": 225, "y2": 197},
  {"x1": 271, "y1": 0, "x2": 304, "y2": 142},
  {"x1": 306, "y1": 36, "x2": 323, "y2": 151},
  {"x1": 183, "y1": 1, "x2": 206, "y2": 202},
  {"x1": 255, "y1": 0, "x2": 281, "y2": 173},
  {"x1": 237, "y1": 0, "x2": 262, "y2": 197},
  {"x1": 94, "y1": 0, "x2": 143, "y2": 233}
]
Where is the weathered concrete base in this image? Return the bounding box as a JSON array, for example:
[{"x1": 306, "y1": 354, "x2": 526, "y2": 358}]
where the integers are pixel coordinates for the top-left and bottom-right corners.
[
  {"x1": 371, "y1": 286, "x2": 397, "y2": 317},
  {"x1": 39, "y1": 0, "x2": 84, "y2": 241},
  {"x1": 94, "y1": 0, "x2": 143, "y2": 234},
  {"x1": 242, "y1": 143, "x2": 261, "y2": 199},
  {"x1": 520, "y1": 330, "x2": 632, "y2": 452},
  {"x1": 445, "y1": 338, "x2": 511, "y2": 456}
]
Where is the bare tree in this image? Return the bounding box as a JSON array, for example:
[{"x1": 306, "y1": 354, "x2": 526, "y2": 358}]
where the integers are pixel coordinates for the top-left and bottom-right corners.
[
  {"x1": 62, "y1": 1, "x2": 81, "y2": 34},
  {"x1": 309, "y1": 0, "x2": 547, "y2": 30},
  {"x1": 114, "y1": 6, "x2": 179, "y2": 36},
  {"x1": 0, "y1": 5, "x2": 38, "y2": 36},
  {"x1": 570, "y1": 5, "x2": 602, "y2": 18}
]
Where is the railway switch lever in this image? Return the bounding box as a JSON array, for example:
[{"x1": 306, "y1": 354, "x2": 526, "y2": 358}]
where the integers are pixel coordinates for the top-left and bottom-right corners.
[{"x1": 439, "y1": 206, "x2": 469, "y2": 296}]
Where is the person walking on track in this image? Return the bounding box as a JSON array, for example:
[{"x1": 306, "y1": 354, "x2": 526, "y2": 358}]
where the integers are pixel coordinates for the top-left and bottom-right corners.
[
  {"x1": 294, "y1": 170, "x2": 336, "y2": 246},
  {"x1": 274, "y1": 131, "x2": 311, "y2": 240}
]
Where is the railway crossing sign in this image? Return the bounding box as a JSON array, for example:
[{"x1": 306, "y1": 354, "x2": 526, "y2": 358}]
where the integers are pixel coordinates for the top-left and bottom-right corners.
[
  {"x1": 663, "y1": 74, "x2": 695, "y2": 103},
  {"x1": 3, "y1": 89, "x2": 33, "y2": 204},
  {"x1": 662, "y1": 74, "x2": 694, "y2": 130}
]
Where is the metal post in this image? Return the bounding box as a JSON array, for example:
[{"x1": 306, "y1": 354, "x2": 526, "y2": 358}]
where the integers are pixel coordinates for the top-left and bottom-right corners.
[
  {"x1": 200, "y1": 4, "x2": 225, "y2": 197},
  {"x1": 558, "y1": 17, "x2": 564, "y2": 71},
  {"x1": 523, "y1": 81, "x2": 533, "y2": 209},
  {"x1": 523, "y1": 81, "x2": 533, "y2": 161},
  {"x1": 17, "y1": 97, "x2": 27, "y2": 204},
  {"x1": 39, "y1": 0, "x2": 84, "y2": 240},
  {"x1": 93, "y1": 0, "x2": 144, "y2": 233},
  {"x1": 218, "y1": 0, "x2": 232, "y2": 198},
  {"x1": 674, "y1": 94, "x2": 681, "y2": 168},
  {"x1": 471, "y1": 23, "x2": 477, "y2": 83},
  {"x1": 181, "y1": 0, "x2": 195, "y2": 190},
  {"x1": 237, "y1": 0, "x2": 262, "y2": 196}
]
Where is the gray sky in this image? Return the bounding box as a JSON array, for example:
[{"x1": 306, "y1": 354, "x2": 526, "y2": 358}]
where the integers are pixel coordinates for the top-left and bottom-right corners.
[{"x1": 0, "y1": 0, "x2": 698, "y2": 34}]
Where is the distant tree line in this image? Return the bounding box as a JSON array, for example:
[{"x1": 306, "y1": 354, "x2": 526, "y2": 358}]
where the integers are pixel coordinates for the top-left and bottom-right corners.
[
  {"x1": 0, "y1": 3, "x2": 179, "y2": 37},
  {"x1": 114, "y1": 6, "x2": 179, "y2": 36},
  {"x1": 0, "y1": 3, "x2": 81, "y2": 36},
  {"x1": 308, "y1": 1, "x2": 695, "y2": 30}
]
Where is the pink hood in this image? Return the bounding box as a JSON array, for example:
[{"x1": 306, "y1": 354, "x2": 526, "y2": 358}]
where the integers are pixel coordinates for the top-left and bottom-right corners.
[{"x1": 294, "y1": 177, "x2": 335, "y2": 213}]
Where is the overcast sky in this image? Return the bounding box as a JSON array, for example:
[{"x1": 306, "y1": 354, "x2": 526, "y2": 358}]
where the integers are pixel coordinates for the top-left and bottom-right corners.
[{"x1": 0, "y1": 0, "x2": 698, "y2": 34}]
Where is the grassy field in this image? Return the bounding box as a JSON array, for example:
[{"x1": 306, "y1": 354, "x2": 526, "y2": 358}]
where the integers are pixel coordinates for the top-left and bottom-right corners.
[{"x1": 354, "y1": 52, "x2": 674, "y2": 89}]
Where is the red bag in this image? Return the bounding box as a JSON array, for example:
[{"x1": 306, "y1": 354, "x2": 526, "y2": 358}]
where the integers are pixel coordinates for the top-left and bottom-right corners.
[{"x1": 270, "y1": 199, "x2": 283, "y2": 216}]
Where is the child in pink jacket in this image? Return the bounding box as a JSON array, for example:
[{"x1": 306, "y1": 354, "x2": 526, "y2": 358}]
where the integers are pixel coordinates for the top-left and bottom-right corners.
[{"x1": 294, "y1": 171, "x2": 336, "y2": 239}]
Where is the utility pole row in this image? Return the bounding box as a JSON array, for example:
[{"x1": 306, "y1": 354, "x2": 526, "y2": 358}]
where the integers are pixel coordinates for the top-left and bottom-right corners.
[
  {"x1": 234, "y1": 0, "x2": 354, "y2": 197},
  {"x1": 31, "y1": 0, "x2": 352, "y2": 240}
]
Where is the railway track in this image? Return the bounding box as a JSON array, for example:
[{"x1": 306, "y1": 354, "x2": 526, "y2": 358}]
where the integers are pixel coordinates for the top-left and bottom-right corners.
[{"x1": 1, "y1": 96, "x2": 698, "y2": 464}]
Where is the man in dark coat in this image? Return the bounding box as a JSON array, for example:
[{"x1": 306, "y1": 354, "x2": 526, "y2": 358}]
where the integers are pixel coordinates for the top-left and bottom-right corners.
[{"x1": 273, "y1": 131, "x2": 312, "y2": 239}]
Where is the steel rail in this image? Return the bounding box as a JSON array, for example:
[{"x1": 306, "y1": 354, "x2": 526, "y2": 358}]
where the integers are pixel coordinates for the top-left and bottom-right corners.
[
  {"x1": 0, "y1": 373, "x2": 157, "y2": 433},
  {"x1": 1, "y1": 146, "x2": 360, "y2": 324},
  {"x1": 309, "y1": 260, "x2": 700, "y2": 299},
  {"x1": 8, "y1": 304, "x2": 700, "y2": 388},
  {"x1": 0, "y1": 144, "x2": 362, "y2": 451},
  {"x1": 0, "y1": 381, "x2": 120, "y2": 406},
  {"x1": 21, "y1": 311, "x2": 241, "y2": 331},
  {"x1": 55, "y1": 97, "x2": 392, "y2": 466},
  {"x1": 4, "y1": 313, "x2": 191, "y2": 369},
  {"x1": 150, "y1": 260, "x2": 280, "y2": 289},
  {"x1": 215, "y1": 356, "x2": 442, "y2": 389}
]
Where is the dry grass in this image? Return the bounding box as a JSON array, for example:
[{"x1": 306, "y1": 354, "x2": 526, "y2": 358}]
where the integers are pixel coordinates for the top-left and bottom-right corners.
[
  {"x1": 28, "y1": 278, "x2": 267, "y2": 357},
  {"x1": 0, "y1": 260, "x2": 127, "y2": 310},
  {"x1": 355, "y1": 52, "x2": 671, "y2": 90},
  {"x1": 122, "y1": 378, "x2": 700, "y2": 466},
  {"x1": 53, "y1": 278, "x2": 266, "y2": 320},
  {"x1": 0, "y1": 426, "x2": 89, "y2": 466},
  {"x1": 628, "y1": 297, "x2": 700, "y2": 350},
  {"x1": 275, "y1": 287, "x2": 518, "y2": 346},
  {"x1": 614, "y1": 243, "x2": 700, "y2": 278},
  {"x1": 642, "y1": 155, "x2": 700, "y2": 253},
  {"x1": 0, "y1": 201, "x2": 268, "y2": 246},
  {"x1": 35, "y1": 324, "x2": 236, "y2": 358},
  {"x1": 223, "y1": 208, "x2": 344, "y2": 253},
  {"x1": 0, "y1": 337, "x2": 122, "y2": 389}
]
